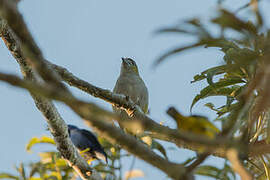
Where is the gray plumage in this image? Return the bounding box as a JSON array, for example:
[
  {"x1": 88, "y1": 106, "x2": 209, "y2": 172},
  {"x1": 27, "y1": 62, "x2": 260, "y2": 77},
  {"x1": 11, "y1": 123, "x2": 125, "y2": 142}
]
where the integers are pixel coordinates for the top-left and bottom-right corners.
[{"x1": 113, "y1": 58, "x2": 149, "y2": 127}]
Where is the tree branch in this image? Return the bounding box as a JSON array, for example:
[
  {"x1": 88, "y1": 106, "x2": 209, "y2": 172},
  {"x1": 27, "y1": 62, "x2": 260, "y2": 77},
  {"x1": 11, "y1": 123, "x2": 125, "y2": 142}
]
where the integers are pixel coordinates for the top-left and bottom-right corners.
[
  {"x1": 0, "y1": 15, "x2": 189, "y2": 178},
  {"x1": 45, "y1": 61, "x2": 235, "y2": 156},
  {"x1": 0, "y1": 17, "x2": 101, "y2": 180},
  {"x1": 0, "y1": 1, "x2": 237, "y2": 158},
  {"x1": 0, "y1": 0, "x2": 66, "y2": 89},
  {"x1": 0, "y1": 72, "x2": 190, "y2": 179},
  {"x1": 0, "y1": 16, "x2": 236, "y2": 159},
  {"x1": 227, "y1": 149, "x2": 252, "y2": 180}
]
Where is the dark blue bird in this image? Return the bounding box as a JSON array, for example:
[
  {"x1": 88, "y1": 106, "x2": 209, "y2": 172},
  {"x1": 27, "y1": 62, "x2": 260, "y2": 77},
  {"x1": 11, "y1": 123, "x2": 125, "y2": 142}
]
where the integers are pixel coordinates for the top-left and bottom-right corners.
[{"x1": 67, "y1": 124, "x2": 108, "y2": 164}]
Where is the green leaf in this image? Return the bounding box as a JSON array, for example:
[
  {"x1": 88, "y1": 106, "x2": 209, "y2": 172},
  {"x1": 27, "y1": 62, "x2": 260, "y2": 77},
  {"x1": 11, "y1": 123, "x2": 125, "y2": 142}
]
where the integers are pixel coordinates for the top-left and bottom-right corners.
[
  {"x1": 212, "y1": 9, "x2": 257, "y2": 35},
  {"x1": 217, "y1": 103, "x2": 240, "y2": 117},
  {"x1": 203, "y1": 38, "x2": 239, "y2": 51},
  {"x1": 29, "y1": 162, "x2": 43, "y2": 178},
  {"x1": 155, "y1": 37, "x2": 240, "y2": 67},
  {"x1": 191, "y1": 78, "x2": 244, "y2": 110},
  {"x1": 26, "y1": 136, "x2": 55, "y2": 153},
  {"x1": 191, "y1": 74, "x2": 207, "y2": 83},
  {"x1": 16, "y1": 163, "x2": 26, "y2": 180},
  {"x1": 154, "y1": 42, "x2": 203, "y2": 66},
  {"x1": 151, "y1": 140, "x2": 168, "y2": 159},
  {"x1": 191, "y1": 65, "x2": 227, "y2": 83},
  {"x1": 204, "y1": 103, "x2": 218, "y2": 112},
  {"x1": 223, "y1": 47, "x2": 259, "y2": 65},
  {"x1": 182, "y1": 157, "x2": 196, "y2": 166},
  {"x1": 155, "y1": 27, "x2": 192, "y2": 35},
  {"x1": 185, "y1": 18, "x2": 211, "y2": 38},
  {"x1": 0, "y1": 173, "x2": 19, "y2": 180},
  {"x1": 195, "y1": 165, "x2": 231, "y2": 180},
  {"x1": 156, "y1": 18, "x2": 211, "y2": 38}
]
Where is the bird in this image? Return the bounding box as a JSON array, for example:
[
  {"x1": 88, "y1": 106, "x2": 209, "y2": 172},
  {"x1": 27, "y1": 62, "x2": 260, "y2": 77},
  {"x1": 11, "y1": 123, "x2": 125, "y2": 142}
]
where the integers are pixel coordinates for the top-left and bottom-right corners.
[
  {"x1": 113, "y1": 57, "x2": 149, "y2": 131},
  {"x1": 67, "y1": 124, "x2": 108, "y2": 164},
  {"x1": 167, "y1": 107, "x2": 220, "y2": 139}
]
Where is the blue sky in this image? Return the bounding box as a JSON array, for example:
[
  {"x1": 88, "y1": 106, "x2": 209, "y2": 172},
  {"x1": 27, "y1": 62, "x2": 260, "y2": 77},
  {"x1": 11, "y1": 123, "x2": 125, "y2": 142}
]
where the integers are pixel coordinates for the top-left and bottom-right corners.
[{"x1": 1, "y1": 0, "x2": 269, "y2": 179}]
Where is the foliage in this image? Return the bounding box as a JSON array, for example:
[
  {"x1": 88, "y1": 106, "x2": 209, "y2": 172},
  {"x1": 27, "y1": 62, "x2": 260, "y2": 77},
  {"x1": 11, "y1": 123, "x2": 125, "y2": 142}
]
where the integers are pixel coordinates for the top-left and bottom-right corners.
[
  {"x1": 0, "y1": 136, "x2": 119, "y2": 180},
  {"x1": 156, "y1": 1, "x2": 270, "y2": 179},
  {"x1": 1, "y1": 135, "x2": 157, "y2": 180}
]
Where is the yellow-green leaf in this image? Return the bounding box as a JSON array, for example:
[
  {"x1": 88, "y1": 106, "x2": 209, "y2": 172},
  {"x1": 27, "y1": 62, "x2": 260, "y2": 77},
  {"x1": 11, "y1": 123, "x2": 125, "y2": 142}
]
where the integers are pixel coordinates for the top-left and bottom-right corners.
[
  {"x1": 26, "y1": 136, "x2": 55, "y2": 153},
  {"x1": 0, "y1": 173, "x2": 19, "y2": 180}
]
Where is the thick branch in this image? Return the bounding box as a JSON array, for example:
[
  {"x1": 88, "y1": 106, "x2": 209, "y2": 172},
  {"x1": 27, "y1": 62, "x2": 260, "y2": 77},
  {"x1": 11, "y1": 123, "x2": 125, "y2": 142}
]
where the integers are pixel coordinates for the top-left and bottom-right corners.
[
  {"x1": 0, "y1": 19, "x2": 101, "y2": 180},
  {"x1": 0, "y1": 72, "x2": 191, "y2": 179},
  {"x1": 45, "y1": 61, "x2": 235, "y2": 155},
  {"x1": 0, "y1": 0, "x2": 66, "y2": 89},
  {"x1": 0, "y1": 5, "x2": 235, "y2": 157},
  {"x1": 0, "y1": 69, "x2": 235, "y2": 150},
  {"x1": 83, "y1": 116, "x2": 186, "y2": 179},
  {"x1": 0, "y1": 21, "x2": 189, "y2": 178}
]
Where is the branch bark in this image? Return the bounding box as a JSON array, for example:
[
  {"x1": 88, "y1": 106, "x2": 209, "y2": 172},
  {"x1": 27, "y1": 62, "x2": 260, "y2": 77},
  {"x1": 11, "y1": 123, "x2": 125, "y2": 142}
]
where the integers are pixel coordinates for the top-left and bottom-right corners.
[
  {"x1": 0, "y1": 11, "x2": 101, "y2": 180},
  {"x1": 0, "y1": 71, "x2": 191, "y2": 179},
  {"x1": 45, "y1": 60, "x2": 234, "y2": 156},
  {"x1": 0, "y1": 2, "x2": 188, "y2": 179},
  {"x1": 0, "y1": 11, "x2": 235, "y2": 160},
  {"x1": 0, "y1": 0, "x2": 253, "y2": 178}
]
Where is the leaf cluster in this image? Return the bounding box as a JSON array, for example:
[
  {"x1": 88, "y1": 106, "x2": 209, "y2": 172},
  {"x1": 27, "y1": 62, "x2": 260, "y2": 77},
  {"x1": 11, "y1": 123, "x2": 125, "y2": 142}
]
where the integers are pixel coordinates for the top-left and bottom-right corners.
[{"x1": 156, "y1": 3, "x2": 270, "y2": 179}]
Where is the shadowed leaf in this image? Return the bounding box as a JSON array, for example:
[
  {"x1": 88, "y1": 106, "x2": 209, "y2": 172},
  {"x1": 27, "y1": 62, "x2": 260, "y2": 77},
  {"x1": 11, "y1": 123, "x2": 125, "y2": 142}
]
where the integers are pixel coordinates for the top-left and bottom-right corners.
[
  {"x1": 212, "y1": 9, "x2": 257, "y2": 34},
  {"x1": 195, "y1": 165, "x2": 232, "y2": 180},
  {"x1": 151, "y1": 140, "x2": 168, "y2": 159},
  {"x1": 155, "y1": 27, "x2": 192, "y2": 35},
  {"x1": 191, "y1": 78, "x2": 244, "y2": 110},
  {"x1": 154, "y1": 42, "x2": 203, "y2": 66}
]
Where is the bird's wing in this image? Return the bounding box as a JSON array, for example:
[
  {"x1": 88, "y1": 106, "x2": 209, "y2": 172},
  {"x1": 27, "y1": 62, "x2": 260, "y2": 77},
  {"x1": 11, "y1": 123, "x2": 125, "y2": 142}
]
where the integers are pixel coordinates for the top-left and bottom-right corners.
[
  {"x1": 80, "y1": 129, "x2": 108, "y2": 163},
  {"x1": 80, "y1": 129, "x2": 104, "y2": 150},
  {"x1": 113, "y1": 75, "x2": 148, "y2": 113}
]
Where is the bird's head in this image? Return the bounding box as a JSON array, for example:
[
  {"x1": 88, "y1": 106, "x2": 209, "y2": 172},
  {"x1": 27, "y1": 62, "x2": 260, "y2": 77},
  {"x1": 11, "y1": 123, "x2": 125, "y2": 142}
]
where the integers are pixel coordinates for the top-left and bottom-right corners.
[
  {"x1": 67, "y1": 124, "x2": 79, "y2": 135},
  {"x1": 121, "y1": 57, "x2": 139, "y2": 75}
]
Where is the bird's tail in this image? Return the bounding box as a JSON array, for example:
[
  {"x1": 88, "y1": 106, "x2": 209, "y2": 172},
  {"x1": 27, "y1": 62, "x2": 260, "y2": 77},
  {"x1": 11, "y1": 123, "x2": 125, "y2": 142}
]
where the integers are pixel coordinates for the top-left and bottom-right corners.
[{"x1": 95, "y1": 150, "x2": 108, "y2": 164}]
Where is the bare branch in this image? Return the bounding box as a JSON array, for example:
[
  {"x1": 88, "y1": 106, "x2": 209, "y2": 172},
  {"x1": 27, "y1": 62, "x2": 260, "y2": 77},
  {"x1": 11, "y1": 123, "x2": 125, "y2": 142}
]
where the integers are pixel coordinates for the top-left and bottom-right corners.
[
  {"x1": 0, "y1": 0, "x2": 66, "y2": 89},
  {"x1": 0, "y1": 19, "x2": 190, "y2": 177},
  {"x1": 0, "y1": 72, "x2": 189, "y2": 179},
  {"x1": 83, "y1": 115, "x2": 186, "y2": 179},
  {"x1": 45, "y1": 61, "x2": 236, "y2": 156},
  {"x1": 0, "y1": 19, "x2": 101, "y2": 180},
  {"x1": 0, "y1": 7, "x2": 235, "y2": 158},
  {"x1": 0, "y1": 19, "x2": 234, "y2": 159}
]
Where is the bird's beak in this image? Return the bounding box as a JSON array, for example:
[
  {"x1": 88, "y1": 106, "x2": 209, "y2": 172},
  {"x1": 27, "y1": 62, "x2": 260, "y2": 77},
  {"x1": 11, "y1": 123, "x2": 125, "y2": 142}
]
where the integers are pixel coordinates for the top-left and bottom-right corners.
[{"x1": 121, "y1": 57, "x2": 127, "y2": 65}]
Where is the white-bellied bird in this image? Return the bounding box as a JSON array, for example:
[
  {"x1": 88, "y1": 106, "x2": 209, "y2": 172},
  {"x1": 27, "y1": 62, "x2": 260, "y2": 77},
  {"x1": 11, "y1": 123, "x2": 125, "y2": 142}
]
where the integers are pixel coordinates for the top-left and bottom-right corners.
[{"x1": 67, "y1": 124, "x2": 108, "y2": 164}]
